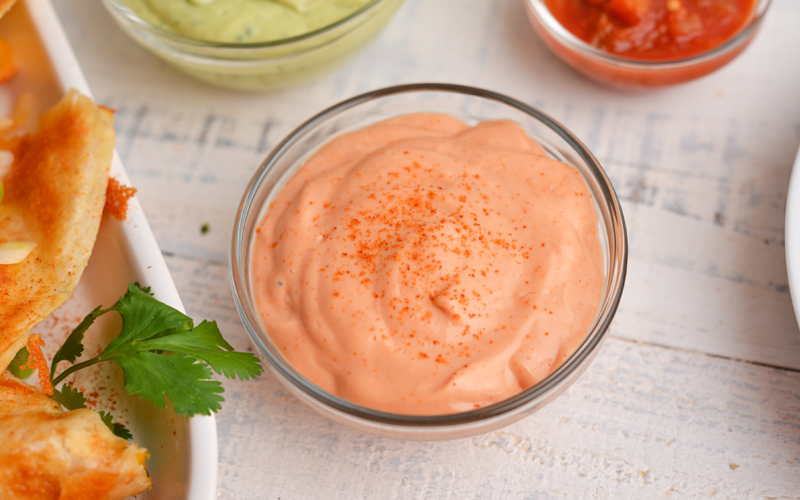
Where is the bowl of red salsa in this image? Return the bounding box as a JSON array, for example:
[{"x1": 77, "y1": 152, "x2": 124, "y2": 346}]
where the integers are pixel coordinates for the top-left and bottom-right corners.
[{"x1": 526, "y1": 0, "x2": 771, "y2": 87}]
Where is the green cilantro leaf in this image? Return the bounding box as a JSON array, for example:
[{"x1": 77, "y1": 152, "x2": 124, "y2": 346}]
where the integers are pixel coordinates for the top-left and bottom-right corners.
[
  {"x1": 104, "y1": 284, "x2": 193, "y2": 351},
  {"x1": 138, "y1": 320, "x2": 262, "y2": 381},
  {"x1": 108, "y1": 351, "x2": 225, "y2": 416},
  {"x1": 52, "y1": 384, "x2": 87, "y2": 411},
  {"x1": 51, "y1": 283, "x2": 263, "y2": 418},
  {"x1": 98, "y1": 410, "x2": 133, "y2": 440},
  {"x1": 8, "y1": 347, "x2": 34, "y2": 379}
]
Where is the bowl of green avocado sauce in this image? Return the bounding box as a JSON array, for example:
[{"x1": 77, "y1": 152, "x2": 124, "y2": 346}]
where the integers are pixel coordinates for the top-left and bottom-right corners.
[{"x1": 102, "y1": 0, "x2": 404, "y2": 91}]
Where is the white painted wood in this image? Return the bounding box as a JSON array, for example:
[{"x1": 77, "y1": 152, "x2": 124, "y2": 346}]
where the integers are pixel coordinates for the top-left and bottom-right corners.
[
  {"x1": 48, "y1": 0, "x2": 800, "y2": 496},
  {"x1": 167, "y1": 253, "x2": 800, "y2": 499},
  {"x1": 53, "y1": 0, "x2": 800, "y2": 367}
]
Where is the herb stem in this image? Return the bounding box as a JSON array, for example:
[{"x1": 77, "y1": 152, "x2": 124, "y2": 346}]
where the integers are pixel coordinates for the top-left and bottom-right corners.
[
  {"x1": 52, "y1": 357, "x2": 102, "y2": 386},
  {"x1": 49, "y1": 304, "x2": 117, "y2": 379}
]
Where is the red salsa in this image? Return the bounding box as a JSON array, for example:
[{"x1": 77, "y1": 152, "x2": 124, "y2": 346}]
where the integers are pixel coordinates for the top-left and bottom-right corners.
[{"x1": 543, "y1": 0, "x2": 757, "y2": 61}]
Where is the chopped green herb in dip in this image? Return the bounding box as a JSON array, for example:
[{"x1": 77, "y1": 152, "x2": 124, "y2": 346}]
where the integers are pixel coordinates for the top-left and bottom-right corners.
[{"x1": 122, "y1": 0, "x2": 371, "y2": 43}]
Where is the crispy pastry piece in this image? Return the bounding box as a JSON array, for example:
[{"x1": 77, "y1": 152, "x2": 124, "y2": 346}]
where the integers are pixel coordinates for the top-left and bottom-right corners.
[
  {"x1": 0, "y1": 90, "x2": 114, "y2": 371},
  {"x1": 0, "y1": 375, "x2": 152, "y2": 500},
  {"x1": 0, "y1": 0, "x2": 17, "y2": 19},
  {"x1": 0, "y1": 37, "x2": 16, "y2": 84},
  {"x1": 0, "y1": 0, "x2": 17, "y2": 83},
  {"x1": 0, "y1": 373, "x2": 60, "y2": 418}
]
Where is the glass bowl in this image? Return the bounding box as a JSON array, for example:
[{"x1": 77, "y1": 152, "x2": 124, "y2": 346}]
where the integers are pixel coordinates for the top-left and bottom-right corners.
[
  {"x1": 230, "y1": 83, "x2": 628, "y2": 440},
  {"x1": 525, "y1": 0, "x2": 771, "y2": 88},
  {"x1": 100, "y1": 0, "x2": 404, "y2": 91}
]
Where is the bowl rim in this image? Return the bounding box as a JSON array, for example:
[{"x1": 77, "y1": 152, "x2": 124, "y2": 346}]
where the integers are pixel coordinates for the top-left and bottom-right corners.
[
  {"x1": 101, "y1": 0, "x2": 389, "y2": 49},
  {"x1": 525, "y1": 0, "x2": 772, "y2": 69},
  {"x1": 230, "y1": 83, "x2": 628, "y2": 428}
]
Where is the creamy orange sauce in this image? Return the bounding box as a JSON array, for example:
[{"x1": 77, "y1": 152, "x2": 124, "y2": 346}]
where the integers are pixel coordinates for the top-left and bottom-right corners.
[{"x1": 252, "y1": 113, "x2": 603, "y2": 415}]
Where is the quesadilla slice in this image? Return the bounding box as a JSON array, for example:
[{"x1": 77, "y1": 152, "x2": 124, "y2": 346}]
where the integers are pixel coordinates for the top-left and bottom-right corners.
[{"x1": 0, "y1": 90, "x2": 114, "y2": 371}]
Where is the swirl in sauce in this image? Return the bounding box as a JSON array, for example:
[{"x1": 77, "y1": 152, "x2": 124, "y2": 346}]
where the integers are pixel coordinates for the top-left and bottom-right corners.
[{"x1": 252, "y1": 113, "x2": 603, "y2": 415}]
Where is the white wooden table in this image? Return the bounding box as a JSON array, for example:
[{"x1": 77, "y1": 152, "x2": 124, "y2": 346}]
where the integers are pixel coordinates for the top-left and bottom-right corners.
[{"x1": 53, "y1": 0, "x2": 800, "y2": 497}]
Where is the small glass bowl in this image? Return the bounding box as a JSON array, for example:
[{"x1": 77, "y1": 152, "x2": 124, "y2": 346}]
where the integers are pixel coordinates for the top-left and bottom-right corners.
[
  {"x1": 100, "y1": 0, "x2": 404, "y2": 91},
  {"x1": 230, "y1": 84, "x2": 628, "y2": 440},
  {"x1": 525, "y1": 0, "x2": 771, "y2": 87}
]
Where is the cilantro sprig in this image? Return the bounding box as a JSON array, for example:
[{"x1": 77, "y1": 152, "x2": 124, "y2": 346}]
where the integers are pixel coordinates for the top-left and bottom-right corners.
[{"x1": 49, "y1": 283, "x2": 263, "y2": 434}]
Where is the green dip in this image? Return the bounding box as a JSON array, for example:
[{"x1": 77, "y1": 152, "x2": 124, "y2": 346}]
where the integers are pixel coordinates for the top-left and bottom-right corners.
[{"x1": 122, "y1": 0, "x2": 372, "y2": 43}]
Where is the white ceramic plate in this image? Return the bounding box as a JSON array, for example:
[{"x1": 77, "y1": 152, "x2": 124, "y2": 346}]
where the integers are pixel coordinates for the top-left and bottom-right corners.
[
  {"x1": 785, "y1": 145, "x2": 800, "y2": 329},
  {"x1": 0, "y1": 1, "x2": 217, "y2": 498}
]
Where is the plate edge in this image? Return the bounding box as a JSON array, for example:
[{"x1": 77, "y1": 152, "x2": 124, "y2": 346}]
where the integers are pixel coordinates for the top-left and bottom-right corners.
[{"x1": 784, "y1": 145, "x2": 800, "y2": 331}]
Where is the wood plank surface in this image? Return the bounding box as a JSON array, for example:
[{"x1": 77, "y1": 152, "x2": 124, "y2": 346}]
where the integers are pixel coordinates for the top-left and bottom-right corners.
[
  {"x1": 52, "y1": 0, "x2": 800, "y2": 497},
  {"x1": 166, "y1": 253, "x2": 800, "y2": 499}
]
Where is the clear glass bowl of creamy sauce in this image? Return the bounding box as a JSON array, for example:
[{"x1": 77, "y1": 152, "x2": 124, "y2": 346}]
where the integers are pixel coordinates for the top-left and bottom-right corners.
[
  {"x1": 101, "y1": 0, "x2": 404, "y2": 91},
  {"x1": 230, "y1": 84, "x2": 628, "y2": 440}
]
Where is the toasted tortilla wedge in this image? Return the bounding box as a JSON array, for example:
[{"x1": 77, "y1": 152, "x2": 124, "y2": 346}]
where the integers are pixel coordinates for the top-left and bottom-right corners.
[
  {"x1": 0, "y1": 375, "x2": 151, "y2": 500},
  {"x1": 0, "y1": 373, "x2": 61, "y2": 418},
  {"x1": 0, "y1": 0, "x2": 20, "y2": 83},
  {"x1": 0, "y1": 90, "x2": 114, "y2": 371},
  {"x1": 0, "y1": 0, "x2": 16, "y2": 19}
]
